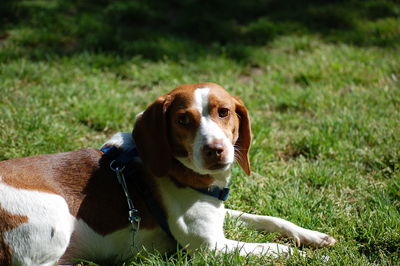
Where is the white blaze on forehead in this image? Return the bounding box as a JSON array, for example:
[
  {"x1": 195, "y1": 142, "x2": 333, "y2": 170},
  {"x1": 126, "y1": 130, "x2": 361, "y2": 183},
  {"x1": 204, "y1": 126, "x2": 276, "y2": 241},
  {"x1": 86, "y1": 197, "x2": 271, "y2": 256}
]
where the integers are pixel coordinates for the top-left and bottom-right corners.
[
  {"x1": 194, "y1": 87, "x2": 226, "y2": 140},
  {"x1": 194, "y1": 87, "x2": 210, "y2": 116},
  {"x1": 193, "y1": 87, "x2": 229, "y2": 140}
]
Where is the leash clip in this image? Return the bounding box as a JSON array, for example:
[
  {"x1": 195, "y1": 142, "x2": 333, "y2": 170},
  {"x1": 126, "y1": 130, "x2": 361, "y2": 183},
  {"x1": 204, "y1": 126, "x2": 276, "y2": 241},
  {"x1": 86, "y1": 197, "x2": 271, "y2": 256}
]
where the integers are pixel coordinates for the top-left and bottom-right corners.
[
  {"x1": 129, "y1": 208, "x2": 141, "y2": 234},
  {"x1": 110, "y1": 160, "x2": 125, "y2": 174},
  {"x1": 109, "y1": 159, "x2": 140, "y2": 248}
]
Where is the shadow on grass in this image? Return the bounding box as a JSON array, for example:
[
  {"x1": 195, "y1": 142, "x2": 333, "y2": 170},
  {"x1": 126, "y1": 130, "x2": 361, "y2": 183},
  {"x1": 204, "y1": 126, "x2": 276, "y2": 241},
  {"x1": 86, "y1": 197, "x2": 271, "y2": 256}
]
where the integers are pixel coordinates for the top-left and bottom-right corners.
[{"x1": 1, "y1": 0, "x2": 399, "y2": 61}]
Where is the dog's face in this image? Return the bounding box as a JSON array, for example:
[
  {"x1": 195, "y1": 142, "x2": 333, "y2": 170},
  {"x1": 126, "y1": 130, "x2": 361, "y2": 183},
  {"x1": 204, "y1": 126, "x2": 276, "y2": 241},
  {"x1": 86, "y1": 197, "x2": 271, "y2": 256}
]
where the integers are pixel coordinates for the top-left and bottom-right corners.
[
  {"x1": 133, "y1": 82, "x2": 251, "y2": 178},
  {"x1": 168, "y1": 85, "x2": 241, "y2": 175}
]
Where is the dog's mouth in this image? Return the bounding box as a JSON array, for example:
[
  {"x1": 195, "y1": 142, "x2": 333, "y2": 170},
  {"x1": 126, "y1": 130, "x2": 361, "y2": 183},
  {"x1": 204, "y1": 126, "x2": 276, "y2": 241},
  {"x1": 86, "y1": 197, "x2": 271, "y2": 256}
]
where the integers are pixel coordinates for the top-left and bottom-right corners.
[{"x1": 179, "y1": 156, "x2": 232, "y2": 175}]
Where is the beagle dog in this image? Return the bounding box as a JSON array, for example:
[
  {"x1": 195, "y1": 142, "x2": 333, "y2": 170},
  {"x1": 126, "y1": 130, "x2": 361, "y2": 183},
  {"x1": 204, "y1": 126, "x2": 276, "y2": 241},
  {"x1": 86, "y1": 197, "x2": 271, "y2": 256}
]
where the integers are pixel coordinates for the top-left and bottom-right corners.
[{"x1": 0, "y1": 83, "x2": 336, "y2": 265}]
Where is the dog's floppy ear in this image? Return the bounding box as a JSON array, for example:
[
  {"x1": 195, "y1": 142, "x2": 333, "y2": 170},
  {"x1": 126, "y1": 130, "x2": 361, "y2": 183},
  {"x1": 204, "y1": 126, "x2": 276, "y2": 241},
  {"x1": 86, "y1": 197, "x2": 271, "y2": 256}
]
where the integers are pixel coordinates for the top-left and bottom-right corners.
[
  {"x1": 233, "y1": 96, "x2": 252, "y2": 176},
  {"x1": 133, "y1": 94, "x2": 174, "y2": 177}
]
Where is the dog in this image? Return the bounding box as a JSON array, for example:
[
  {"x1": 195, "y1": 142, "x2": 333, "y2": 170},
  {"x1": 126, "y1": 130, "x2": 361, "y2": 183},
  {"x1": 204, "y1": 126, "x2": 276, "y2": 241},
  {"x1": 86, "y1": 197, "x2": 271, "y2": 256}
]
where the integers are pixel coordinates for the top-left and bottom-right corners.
[{"x1": 0, "y1": 82, "x2": 336, "y2": 265}]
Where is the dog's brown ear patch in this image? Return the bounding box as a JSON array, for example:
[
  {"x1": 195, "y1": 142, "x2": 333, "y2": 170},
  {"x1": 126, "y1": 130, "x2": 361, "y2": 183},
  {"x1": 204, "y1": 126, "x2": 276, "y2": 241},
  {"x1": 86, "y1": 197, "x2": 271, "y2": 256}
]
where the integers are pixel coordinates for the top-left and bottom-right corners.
[
  {"x1": 133, "y1": 95, "x2": 175, "y2": 177},
  {"x1": 233, "y1": 96, "x2": 252, "y2": 176}
]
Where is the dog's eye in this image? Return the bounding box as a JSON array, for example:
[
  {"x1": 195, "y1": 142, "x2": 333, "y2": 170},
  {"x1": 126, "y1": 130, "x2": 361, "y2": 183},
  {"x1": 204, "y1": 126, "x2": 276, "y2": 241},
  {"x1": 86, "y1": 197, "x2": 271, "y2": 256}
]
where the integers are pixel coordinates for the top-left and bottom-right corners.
[
  {"x1": 177, "y1": 114, "x2": 190, "y2": 126},
  {"x1": 218, "y1": 108, "x2": 230, "y2": 118}
]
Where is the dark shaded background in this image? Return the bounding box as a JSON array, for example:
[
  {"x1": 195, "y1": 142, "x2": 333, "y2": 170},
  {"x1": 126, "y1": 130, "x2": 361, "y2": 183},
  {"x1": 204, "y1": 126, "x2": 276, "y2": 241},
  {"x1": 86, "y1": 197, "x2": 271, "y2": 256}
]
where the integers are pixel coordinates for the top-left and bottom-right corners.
[{"x1": 1, "y1": 0, "x2": 399, "y2": 60}]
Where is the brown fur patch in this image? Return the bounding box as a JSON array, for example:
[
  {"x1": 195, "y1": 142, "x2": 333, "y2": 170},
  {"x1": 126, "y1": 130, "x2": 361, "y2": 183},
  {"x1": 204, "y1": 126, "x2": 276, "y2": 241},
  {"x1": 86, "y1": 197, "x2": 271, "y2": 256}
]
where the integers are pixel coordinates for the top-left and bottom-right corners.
[
  {"x1": 167, "y1": 88, "x2": 200, "y2": 159},
  {"x1": 0, "y1": 155, "x2": 61, "y2": 194},
  {"x1": 208, "y1": 88, "x2": 241, "y2": 145},
  {"x1": 168, "y1": 160, "x2": 214, "y2": 188}
]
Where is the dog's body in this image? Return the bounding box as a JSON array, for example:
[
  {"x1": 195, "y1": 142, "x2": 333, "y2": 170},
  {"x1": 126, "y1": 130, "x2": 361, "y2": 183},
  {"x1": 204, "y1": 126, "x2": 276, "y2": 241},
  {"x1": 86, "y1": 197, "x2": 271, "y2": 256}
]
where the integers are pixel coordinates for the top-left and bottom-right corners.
[{"x1": 0, "y1": 83, "x2": 336, "y2": 265}]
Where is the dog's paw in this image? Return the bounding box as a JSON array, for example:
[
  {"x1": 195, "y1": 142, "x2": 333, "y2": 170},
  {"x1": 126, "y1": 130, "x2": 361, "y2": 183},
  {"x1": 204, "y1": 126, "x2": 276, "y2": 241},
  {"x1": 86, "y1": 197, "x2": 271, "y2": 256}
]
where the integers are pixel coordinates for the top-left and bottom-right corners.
[{"x1": 288, "y1": 228, "x2": 337, "y2": 247}]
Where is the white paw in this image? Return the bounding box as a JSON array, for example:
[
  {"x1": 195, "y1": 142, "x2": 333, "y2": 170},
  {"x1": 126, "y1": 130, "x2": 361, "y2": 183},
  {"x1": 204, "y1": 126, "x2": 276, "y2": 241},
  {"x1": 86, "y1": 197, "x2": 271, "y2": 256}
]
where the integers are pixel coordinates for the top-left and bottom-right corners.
[{"x1": 289, "y1": 228, "x2": 337, "y2": 247}]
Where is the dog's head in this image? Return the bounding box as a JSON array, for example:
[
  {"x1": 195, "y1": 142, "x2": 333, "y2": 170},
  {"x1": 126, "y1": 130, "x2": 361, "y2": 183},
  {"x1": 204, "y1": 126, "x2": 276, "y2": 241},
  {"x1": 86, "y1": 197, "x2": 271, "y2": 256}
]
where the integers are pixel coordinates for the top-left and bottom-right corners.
[{"x1": 133, "y1": 82, "x2": 251, "y2": 179}]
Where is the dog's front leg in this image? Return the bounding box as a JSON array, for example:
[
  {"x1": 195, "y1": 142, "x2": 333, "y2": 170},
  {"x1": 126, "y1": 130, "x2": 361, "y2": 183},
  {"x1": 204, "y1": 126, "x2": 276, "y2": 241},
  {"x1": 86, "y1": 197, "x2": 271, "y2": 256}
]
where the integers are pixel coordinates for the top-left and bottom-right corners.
[
  {"x1": 226, "y1": 209, "x2": 336, "y2": 247},
  {"x1": 159, "y1": 180, "x2": 304, "y2": 257},
  {"x1": 169, "y1": 205, "x2": 297, "y2": 258}
]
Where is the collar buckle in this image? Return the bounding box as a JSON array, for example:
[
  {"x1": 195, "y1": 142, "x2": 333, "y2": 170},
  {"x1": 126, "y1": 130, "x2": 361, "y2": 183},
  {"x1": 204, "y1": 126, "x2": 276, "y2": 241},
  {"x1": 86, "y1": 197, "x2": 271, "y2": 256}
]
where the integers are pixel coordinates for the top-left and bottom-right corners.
[{"x1": 219, "y1": 187, "x2": 230, "y2": 201}]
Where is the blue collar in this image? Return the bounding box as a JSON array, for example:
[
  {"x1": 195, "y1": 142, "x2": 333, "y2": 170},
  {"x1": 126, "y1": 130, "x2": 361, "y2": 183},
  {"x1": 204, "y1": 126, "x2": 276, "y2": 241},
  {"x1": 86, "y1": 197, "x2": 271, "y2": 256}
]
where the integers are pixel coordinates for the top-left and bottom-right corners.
[{"x1": 192, "y1": 186, "x2": 230, "y2": 201}]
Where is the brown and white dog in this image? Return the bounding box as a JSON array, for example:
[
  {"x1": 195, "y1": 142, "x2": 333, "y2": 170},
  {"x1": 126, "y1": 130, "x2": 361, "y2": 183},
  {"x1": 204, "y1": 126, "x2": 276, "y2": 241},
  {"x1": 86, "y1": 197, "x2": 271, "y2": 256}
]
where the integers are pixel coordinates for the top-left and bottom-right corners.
[{"x1": 0, "y1": 83, "x2": 336, "y2": 265}]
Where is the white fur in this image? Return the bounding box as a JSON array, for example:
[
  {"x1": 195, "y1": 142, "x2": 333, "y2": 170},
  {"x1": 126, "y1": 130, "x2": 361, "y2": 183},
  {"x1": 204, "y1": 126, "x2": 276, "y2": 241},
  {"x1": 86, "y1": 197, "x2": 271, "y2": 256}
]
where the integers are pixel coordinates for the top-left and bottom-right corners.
[
  {"x1": 0, "y1": 183, "x2": 74, "y2": 266},
  {"x1": 65, "y1": 220, "x2": 133, "y2": 263},
  {"x1": 102, "y1": 132, "x2": 135, "y2": 152},
  {"x1": 225, "y1": 210, "x2": 336, "y2": 247},
  {"x1": 66, "y1": 221, "x2": 173, "y2": 263}
]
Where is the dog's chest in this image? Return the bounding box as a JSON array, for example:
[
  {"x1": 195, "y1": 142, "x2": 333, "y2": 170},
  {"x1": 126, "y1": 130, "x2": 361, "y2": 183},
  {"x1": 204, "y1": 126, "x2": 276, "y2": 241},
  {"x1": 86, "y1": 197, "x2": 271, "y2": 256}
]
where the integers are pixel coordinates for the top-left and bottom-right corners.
[{"x1": 156, "y1": 178, "x2": 226, "y2": 248}]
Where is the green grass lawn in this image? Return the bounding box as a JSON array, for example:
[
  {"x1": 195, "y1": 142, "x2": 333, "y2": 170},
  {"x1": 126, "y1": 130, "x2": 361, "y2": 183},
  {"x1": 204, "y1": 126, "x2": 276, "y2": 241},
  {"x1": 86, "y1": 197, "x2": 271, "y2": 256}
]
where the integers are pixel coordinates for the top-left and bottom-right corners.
[{"x1": 1, "y1": 0, "x2": 399, "y2": 265}]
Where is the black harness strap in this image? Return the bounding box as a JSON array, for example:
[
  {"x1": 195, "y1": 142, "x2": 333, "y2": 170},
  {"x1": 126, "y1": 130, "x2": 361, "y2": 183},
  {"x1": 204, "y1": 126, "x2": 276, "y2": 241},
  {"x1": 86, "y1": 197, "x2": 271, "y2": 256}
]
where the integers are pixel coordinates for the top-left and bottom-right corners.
[
  {"x1": 101, "y1": 144, "x2": 173, "y2": 239},
  {"x1": 101, "y1": 145, "x2": 141, "y2": 246}
]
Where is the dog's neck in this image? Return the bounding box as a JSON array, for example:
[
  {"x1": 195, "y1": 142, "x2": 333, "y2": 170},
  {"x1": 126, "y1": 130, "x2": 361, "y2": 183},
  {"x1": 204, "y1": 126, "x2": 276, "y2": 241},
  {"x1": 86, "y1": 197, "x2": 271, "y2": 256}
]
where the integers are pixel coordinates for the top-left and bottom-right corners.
[{"x1": 210, "y1": 172, "x2": 231, "y2": 188}]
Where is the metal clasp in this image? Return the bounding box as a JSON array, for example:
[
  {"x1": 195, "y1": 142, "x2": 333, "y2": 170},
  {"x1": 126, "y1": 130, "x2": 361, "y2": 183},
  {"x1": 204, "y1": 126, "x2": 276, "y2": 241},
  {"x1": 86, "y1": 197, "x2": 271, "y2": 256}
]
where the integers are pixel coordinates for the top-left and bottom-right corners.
[{"x1": 109, "y1": 160, "x2": 141, "y2": 248}]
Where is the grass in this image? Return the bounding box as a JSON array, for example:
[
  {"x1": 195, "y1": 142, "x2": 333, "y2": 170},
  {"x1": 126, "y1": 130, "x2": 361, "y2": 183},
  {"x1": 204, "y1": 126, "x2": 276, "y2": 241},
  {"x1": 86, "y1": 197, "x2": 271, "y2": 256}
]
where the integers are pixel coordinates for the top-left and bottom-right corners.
[{"x1": 0, "y1": 0, "x2": 399, "y2": 265}]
